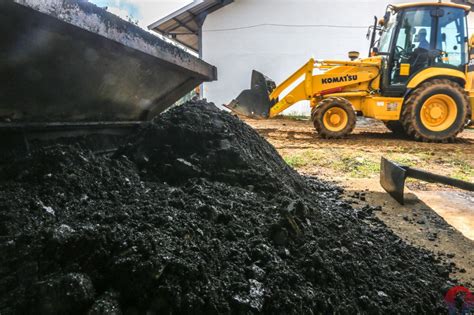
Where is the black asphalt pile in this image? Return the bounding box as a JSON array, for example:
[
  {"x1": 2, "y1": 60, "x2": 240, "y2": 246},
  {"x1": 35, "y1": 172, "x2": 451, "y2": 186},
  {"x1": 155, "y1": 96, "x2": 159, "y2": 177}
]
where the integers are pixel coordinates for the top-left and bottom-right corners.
[
  {"x1": 121, "y1": 101, "x2": 306, "y2": 195},
  {"x1": 0, "y1": 100, "x2": 453, "y2": 314}
]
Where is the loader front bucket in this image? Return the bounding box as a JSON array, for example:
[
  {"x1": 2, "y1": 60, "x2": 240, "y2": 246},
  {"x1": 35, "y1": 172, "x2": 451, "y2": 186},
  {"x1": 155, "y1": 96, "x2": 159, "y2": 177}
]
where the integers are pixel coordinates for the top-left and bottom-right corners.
[{"x1": 226, "y1": 70, "x2": 276, "y2": 118}]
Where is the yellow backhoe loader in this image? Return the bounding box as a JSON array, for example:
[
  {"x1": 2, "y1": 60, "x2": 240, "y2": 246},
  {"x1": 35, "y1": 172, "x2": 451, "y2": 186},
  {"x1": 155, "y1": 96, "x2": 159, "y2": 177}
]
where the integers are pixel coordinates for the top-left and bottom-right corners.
[{"x1": 227, "y1": 2, "x2": 474, "y2": 142}]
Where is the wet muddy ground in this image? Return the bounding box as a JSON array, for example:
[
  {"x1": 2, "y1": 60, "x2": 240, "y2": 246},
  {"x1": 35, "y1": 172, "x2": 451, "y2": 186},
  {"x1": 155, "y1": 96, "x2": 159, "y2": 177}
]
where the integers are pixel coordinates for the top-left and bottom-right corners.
[{"x1": 0, "y1": 101, "x2": 462, "y2": 313}]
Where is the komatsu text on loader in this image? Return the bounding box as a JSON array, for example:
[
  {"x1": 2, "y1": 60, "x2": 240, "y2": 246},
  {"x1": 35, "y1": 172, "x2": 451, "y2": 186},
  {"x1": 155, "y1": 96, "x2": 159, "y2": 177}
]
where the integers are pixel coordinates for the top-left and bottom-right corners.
[{"x1": 227, "y1": 2, "x2": 474, "y2": 142}]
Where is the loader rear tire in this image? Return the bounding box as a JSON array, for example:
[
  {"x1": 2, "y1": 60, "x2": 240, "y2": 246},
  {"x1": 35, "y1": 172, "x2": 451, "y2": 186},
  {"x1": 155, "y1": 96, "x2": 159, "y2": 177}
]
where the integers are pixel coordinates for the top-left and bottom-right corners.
[
  {"x1": 384, "y1": 121, "x2": 406, "y2": 135},
  {"x1": 312, "y1": 97, "x2": 356, "y2": 139},
  {"x1": 401, "y1": 79, "x2": 469, "y2": 142}
]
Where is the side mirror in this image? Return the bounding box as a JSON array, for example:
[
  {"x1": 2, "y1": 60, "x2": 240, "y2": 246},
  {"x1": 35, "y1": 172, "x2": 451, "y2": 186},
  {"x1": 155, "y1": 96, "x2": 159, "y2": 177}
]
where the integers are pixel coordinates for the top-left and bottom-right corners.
[
  {"x1": 348, "y1": 51, "x2": 360, "y2": 60},
  {"x1": 383, "y1": 11, "x2": 391, "y2": 24},
  {"x1": 366, "y1": 26, "x2": 372, "y2": 40}
]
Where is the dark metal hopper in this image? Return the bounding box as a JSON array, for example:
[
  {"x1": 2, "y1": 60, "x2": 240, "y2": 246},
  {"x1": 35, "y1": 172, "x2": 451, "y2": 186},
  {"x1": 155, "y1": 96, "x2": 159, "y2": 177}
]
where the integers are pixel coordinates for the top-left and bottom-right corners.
[
  {"x1": 226, "y1": 70, "x2": 276, "y2": 118},
  {"x1": 0, "y1": 0, "x2": 217, "y2": 126},
  {"x1": 380, "y1": 157, "x2": 474, "y2": 205}
]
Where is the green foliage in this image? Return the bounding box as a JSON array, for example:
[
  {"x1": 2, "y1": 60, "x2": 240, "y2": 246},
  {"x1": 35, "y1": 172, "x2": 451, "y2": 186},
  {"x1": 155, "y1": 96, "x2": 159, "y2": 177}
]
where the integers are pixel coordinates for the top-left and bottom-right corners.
[{"x1": 283, "y1": 147, "x2": 473, "y2": 182}]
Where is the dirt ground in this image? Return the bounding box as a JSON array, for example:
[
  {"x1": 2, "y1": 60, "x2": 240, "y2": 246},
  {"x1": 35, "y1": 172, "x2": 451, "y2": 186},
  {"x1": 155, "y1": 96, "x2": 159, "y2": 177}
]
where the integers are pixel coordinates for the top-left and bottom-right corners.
[{"x1": 244, "y1": 116, "x2": 474, "y2": 286}]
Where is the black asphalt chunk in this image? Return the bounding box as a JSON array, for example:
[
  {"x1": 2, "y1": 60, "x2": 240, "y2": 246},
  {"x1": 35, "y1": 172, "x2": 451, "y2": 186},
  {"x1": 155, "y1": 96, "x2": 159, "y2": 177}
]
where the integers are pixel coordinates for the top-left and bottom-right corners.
[{"x1": 0, "y1": 100, "x2": 452, "y2": 314}]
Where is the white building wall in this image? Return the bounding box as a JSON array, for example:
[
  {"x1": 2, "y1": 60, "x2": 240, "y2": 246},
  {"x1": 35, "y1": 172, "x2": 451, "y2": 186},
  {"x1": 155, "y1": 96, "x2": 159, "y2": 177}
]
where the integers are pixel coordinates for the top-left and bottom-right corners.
[{"x1": 201, "y1": 0, "x2": 472, "y2": 115}]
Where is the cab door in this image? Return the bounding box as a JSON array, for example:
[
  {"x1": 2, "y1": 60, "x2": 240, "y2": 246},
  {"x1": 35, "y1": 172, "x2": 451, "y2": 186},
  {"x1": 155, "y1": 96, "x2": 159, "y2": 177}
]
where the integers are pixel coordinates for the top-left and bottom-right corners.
[
  {"x1": 382, "y1": 6, "x2": 468, "y2": 96},
  {"x1": 384, "y1": 7, "x2": 436, "y2": 95},
  {"x1": 434, "y1": 7, "x2": 468, "y2": 71}
]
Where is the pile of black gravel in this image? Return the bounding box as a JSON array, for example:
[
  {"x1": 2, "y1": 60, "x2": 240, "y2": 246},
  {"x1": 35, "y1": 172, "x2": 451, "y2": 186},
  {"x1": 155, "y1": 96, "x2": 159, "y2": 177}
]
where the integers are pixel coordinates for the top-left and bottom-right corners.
[
  {"x1": 0, "y1": 100, "x2": 453, "y2": 314},
  {"x1": 121, "y1": 101, "x2": 307, "y2": 195}
]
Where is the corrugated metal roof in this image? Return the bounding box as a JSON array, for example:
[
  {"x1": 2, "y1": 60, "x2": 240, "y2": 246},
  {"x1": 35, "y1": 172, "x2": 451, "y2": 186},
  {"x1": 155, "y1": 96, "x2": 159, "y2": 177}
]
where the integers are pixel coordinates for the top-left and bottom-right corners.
[{"x1": 148, "y1": 0, "x2": 233, "y2": 52}]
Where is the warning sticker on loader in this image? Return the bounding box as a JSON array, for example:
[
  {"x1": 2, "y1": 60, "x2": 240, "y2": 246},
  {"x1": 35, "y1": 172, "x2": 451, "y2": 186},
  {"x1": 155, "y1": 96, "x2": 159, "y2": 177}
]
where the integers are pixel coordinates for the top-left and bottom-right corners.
[{"x1": 387, "y1": 102, "x2": 398, "y2": 111}]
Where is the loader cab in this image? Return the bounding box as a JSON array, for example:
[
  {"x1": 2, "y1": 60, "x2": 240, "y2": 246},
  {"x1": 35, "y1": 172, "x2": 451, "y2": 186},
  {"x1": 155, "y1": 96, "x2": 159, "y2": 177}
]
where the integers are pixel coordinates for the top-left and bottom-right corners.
[{"x1": 373, "y1": 4, "x2": 469, "y2": 96}]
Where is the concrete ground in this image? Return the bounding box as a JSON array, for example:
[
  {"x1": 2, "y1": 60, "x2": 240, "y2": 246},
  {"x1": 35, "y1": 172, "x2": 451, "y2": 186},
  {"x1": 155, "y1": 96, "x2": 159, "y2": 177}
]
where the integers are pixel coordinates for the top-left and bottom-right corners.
[{"x1": 243, "y1": 116, "x2": 474, "y2": 286}]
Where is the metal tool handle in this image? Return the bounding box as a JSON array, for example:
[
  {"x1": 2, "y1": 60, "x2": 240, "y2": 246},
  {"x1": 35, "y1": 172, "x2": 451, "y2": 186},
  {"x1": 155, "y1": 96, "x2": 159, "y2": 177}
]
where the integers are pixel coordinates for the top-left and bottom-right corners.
[{"x1": 406, "y1": 168, "x2": 474, "y2": 191}]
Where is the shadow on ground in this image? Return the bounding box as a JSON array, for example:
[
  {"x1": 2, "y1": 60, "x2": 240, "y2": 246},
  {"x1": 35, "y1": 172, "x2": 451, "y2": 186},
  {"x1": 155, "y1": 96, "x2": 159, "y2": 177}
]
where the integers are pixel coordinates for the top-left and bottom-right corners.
[{"x1": 345, "y1": 187, "x2": 474, "y2": 287}]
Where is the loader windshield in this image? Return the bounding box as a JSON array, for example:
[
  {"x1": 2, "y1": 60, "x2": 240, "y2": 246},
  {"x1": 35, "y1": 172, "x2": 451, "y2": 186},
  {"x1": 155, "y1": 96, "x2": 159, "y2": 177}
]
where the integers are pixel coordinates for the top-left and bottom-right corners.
[{"x1": 378, "y1": 12, "x2": 398, "y2": 54}]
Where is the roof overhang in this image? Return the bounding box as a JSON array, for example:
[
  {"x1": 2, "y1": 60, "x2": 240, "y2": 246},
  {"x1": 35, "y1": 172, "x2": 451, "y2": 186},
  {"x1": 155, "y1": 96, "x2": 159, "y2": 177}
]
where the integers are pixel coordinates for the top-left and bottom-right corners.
[{"x1": 148, "y1": 0, "x2": 233, "y2": 52}]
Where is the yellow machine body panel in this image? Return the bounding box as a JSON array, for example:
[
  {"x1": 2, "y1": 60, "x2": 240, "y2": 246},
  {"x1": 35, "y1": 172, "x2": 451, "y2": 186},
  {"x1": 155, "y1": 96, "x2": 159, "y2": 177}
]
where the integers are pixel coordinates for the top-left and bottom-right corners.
[
  {"x1": 320, "y1": 95, "x2": 404, "y2": 120},
  {"x1": 407, "y1": 68, "x2": 467, "y2": 89},
  {"x1": 467, "y1": 39, "x2": 474, "y2": 120},
  {"x1": 399, "y1": 64, "x2": 411, "y2": 77},
  {"x1": 361, "y1": 96, "x2": 404, "y2": 120}
]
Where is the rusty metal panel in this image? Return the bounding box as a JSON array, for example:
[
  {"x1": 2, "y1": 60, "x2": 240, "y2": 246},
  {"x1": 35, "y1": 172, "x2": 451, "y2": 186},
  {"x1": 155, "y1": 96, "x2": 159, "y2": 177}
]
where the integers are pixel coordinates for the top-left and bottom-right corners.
[{"x1": 0, "y1": 0, "x2": 217, "y2": 123}]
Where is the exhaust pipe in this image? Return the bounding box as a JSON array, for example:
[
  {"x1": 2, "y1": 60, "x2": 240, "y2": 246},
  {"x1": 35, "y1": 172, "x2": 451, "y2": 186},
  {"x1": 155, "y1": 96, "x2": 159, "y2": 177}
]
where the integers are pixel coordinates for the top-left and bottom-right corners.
[{"x1": 225, "y1": 70, "x2": 276, "y2": 118}]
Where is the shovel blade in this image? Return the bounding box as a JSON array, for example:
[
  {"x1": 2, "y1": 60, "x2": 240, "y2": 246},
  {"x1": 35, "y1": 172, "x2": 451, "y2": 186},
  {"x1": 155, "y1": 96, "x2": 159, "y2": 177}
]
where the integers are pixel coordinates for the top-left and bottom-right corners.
[
  {"x1": 225, "y1": 70, "x2": 276, "y2": 118},
  {"x1": 380, "y1": 157, "x2": 407, "y2": 205}
]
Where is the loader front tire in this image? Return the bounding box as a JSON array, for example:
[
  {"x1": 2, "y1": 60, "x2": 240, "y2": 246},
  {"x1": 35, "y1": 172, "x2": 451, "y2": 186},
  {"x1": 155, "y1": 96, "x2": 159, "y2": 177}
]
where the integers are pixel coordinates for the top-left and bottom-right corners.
[
  {"x1": 312, "y1": 97, "x2": 356, "y2": 139},
  {"x1": 401, "y1": 79, "x2": 469, "y2": 142}
]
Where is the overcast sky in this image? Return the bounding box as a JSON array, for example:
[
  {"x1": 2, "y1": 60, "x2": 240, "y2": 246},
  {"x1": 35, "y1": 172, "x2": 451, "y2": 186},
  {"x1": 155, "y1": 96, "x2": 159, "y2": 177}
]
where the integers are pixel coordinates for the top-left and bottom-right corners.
[{"x1": 89, "y1": 0, "x2": 192, "y2": 28}]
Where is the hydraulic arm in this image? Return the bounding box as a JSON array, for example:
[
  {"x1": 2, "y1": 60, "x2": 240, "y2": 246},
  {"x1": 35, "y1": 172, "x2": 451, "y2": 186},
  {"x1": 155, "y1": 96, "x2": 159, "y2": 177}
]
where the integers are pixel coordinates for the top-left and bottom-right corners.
[{"x1": 227, "y1": 58, "x2": 380, "y2": 118}]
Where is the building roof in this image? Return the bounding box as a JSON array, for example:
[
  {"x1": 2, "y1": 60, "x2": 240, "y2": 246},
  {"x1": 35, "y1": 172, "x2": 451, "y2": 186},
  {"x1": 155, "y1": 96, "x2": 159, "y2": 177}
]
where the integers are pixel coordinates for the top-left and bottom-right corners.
[{"x1": 148, "y1": 0, "x2": 233, "y2": 52}]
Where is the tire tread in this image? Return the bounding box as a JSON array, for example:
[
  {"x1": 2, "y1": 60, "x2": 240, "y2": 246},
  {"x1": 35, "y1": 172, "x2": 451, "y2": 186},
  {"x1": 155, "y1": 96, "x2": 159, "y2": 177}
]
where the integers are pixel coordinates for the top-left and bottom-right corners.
[
  {"x1": 311, "y1": 97, "x2": 356, "y2": 139},
  {"x1": 400, "y1": 79, "x2": 469, "y2": 142}
]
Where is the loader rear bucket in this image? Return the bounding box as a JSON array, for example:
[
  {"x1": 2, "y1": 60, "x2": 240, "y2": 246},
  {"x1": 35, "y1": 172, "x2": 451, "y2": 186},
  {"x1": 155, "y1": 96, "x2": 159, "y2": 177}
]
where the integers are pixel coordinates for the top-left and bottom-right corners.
[
  {"x1": 0, "y1": 0, "x2": 217, "y2": 125},
  {"x1": 226, "y1": 70, "x2": 276, "y2": 118},
  {"x1": 380, "y1": 157, "x2": 474, "y2": 205},
  {"x1": 380, "y1": 157, "x2": 407, "y2": 205}
]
